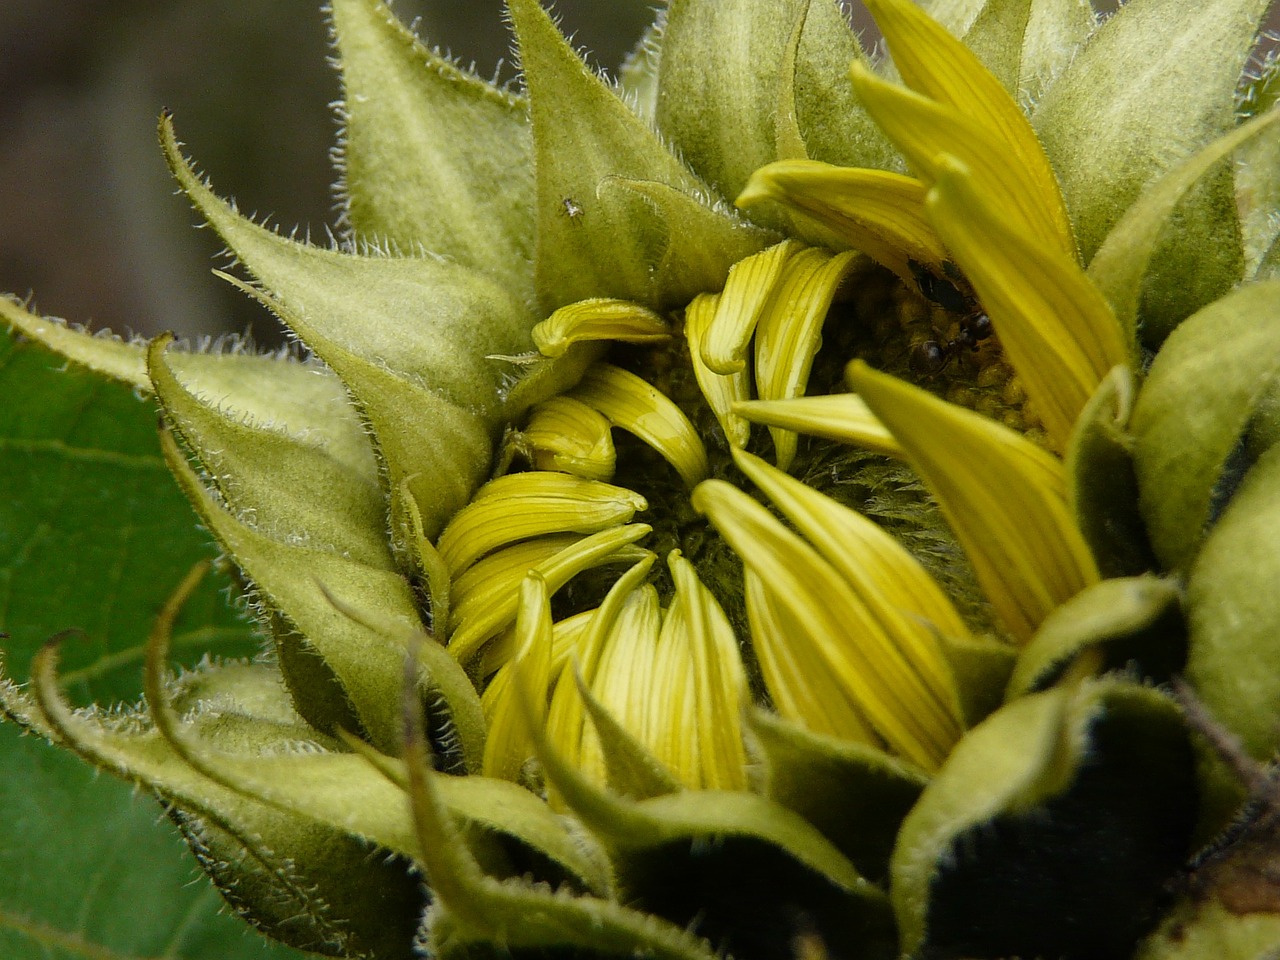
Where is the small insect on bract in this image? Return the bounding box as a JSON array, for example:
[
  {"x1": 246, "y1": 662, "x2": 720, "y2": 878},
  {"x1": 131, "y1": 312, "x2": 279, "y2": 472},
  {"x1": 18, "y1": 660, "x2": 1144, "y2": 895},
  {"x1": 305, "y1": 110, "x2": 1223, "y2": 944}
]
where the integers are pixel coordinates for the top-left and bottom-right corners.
[{"x1": 560, "y1": 196, "x2": 585, "y2": 223}]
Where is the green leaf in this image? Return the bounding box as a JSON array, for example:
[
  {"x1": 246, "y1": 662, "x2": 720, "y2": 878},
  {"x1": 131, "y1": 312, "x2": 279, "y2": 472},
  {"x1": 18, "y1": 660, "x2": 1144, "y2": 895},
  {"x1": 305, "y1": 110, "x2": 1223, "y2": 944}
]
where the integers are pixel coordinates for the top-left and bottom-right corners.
[
  {"x1": 0, "y1": 723, "x2": 310, "y2": 960},
  {"x1": 1130, "y1": 281, "x2": 1280, "y2": 572},
  {"x1": 0, "y1": 330, "x2": 308, "y2": 959},
  {"x1": 1032, "y1": 0, "x2": 1267, "y2": 262},
  {"x1": 330, "y1": 0, "x2": 536, "y2": 297},
  {"x1": 0, "y1": 332, "x2": 258, "y2": 702}
]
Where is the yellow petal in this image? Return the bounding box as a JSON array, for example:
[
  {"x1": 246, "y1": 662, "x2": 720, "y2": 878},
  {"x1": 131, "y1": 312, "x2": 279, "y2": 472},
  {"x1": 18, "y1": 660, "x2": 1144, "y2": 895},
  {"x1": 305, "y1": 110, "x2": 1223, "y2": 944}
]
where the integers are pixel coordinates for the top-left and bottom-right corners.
[
  {"x1": 847, "y1": 360, "x2": 1099, "y2": 643},
  {"x1": 684, "y1": 292, "x2": 752, "y2": 448},
  {"x1": 926, "y1": 157, "x2": 1130, "y2": 451},
  {"x1": 692, "y1": 479, "x2": 955, "y2": 771},
  {"x1": 436, "y1": 471, "x2": 647, "y2": 575},
  {"x1": 482, "y1": 573, "x2": 554, "y2": 780},
  {"x1": 754, "y1": 247, "x2": 862, "y2": 469},
  {"x1": 532, "y1": 298, "x2": 671, "y2": 358},
  {"x1": 545, "y1": 558, "x2": 660, "y2": 788},
  {"x1": 446, "y1": 523, "x2": 653, "y2": 664},
  {"x1": 521, "y1": 395, "x2": 617, "y2": 481},
  {"x1": 736, "y1": 160, "x2": 947, "y2": 280},
  {"x1": 733, "y1": 447, "x2": 967, "y2": 740},
  {"x1": 701, "y1": 239, "x2": 804, "y2": 375},
  {"x1": 860, "y1": 0, "x2": 1075, "y2": 257},
  {"x1": 743, "y1": 568, "x2": 880, "y2": 746},
  {"x1": 733, "y1": 394, "x2": 903, "y2": 458},
  {"x1": 570, "y1": 363, "x2": 710, "y2": 487},
  {"x1": 849, "y1": 63, "x2": 1074, "y2": 261},
  {"x1": 665, "y1": 552, "x2": 748, "y2": 790}
]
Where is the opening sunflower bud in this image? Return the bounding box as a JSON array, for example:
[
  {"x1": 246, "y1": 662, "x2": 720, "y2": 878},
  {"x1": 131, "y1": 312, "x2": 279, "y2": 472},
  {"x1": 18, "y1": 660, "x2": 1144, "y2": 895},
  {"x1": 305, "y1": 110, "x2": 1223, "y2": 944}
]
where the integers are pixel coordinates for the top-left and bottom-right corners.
[{"x1": 2, "y1": 0, "x2": 1278, "y2": 957}]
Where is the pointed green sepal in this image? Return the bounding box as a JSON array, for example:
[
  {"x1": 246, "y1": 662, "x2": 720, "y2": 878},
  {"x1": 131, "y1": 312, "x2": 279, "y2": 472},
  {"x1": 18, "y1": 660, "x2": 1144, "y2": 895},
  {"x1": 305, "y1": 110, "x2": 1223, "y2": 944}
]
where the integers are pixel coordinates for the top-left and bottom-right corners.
[
  {"x1": 534, "y1": 705, "x2": 895, "y2": 960},
  {"x1": 1032, "y1": 0, "x2": 1269, "y2": 263},
  {"x1": 4, "y1": 644, "x2": 425, "y2": 960},
  {"x1": 958, "y1": 0, "x2": 1095, "y2": 104},
  {"x1": 1067, "y1": 365, "x2": 1159, "y2": 578},
  {"x1": 1087, "y1": 109, "x2": 1280, "y2": 349},
  {"x1": 160, "y1": 428, "x2": 439, "y2": 754},
  {"x1": 748, "y1": 708, "x2": 927, "y2": 884},
  {"x1": 147, "y1": 334, "x2": 392, "y2": 568},
  {"x1": 507, "y1": 0, "x2": 708, "y2": 311},
  {"x1": 330, "y1": 0, "x2": 534, "y2": 296}
]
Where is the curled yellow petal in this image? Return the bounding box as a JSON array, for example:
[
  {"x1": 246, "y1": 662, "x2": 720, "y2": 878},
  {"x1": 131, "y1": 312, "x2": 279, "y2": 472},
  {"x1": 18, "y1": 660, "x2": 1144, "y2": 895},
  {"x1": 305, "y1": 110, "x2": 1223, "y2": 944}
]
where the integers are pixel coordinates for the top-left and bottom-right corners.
[
  {"x1": 733, "y1": 394, "x2": 903, "y2": 458},
  {"x1": 862, "y1": 0, "x2": 1074, "y2": 257},
  {"x1": 531, "y1": 298, "x2": 671, "y2": 358},
  {"x1": 846, "y1": 360, "x2": 1099, "y2": 643},
  {"x1": 436, "y1": 471, "x2": 647, "y2": 575},
  {"x1": 482, "y1": 573, "x2": 554, "y2": 781},
  {"x1": 926, "y1": 157, "x2": 1129, "y2": 451},
  {"x1": 521, "y1": 396, "x2": 617, "y2": 481},
  {"x1": 446, "y1": 523, "x2": 653, "y2": 665},
  {"x1": 736, "y1": 160, "x2": 947, "y2": 280},
  {"x1": 684, "y1": 292, "x2": 752, "y2": 448},
  {"x1": 692, "y1": 479, "x2": 956, "y2": 771},
  {"x1": 754, "y1": 247, "x2": 862, "y2": 470},
  {"x1": 701, "y1": 239, "x2": 804, "y2": 375},
  {"x1": 570, "y1": 363, "x2": 709, "y2": 487}
]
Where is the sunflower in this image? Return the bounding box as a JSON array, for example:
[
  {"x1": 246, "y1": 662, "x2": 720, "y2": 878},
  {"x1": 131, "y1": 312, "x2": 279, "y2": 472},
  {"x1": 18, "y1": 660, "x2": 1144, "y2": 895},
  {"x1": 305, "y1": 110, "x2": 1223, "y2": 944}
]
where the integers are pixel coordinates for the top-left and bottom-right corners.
[{"x1": 3, "y1": 0, "x2": 1279, "y2": 958}]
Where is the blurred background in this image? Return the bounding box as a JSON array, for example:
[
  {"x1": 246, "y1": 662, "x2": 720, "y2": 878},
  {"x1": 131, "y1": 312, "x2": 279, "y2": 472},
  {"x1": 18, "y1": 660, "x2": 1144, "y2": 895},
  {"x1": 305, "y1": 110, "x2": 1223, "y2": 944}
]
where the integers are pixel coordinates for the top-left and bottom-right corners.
[{"x1": 0, "y1": 0, "x2": 1274, "y2": 345}]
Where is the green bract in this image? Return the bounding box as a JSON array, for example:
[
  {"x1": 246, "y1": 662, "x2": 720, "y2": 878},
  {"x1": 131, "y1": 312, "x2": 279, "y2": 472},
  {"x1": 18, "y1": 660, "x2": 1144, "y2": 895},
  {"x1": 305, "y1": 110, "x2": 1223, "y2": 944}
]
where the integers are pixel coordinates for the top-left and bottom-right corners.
[{"x1": 2, "y1": 0, "x2": 1279, "y2": 958}]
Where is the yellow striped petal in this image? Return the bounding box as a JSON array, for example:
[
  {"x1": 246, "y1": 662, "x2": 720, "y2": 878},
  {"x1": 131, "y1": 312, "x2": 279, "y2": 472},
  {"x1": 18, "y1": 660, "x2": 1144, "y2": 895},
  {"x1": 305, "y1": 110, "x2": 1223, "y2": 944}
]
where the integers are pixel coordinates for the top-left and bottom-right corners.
[
  {"x1": 754, "y1": 248, "x2": 862, "y2": 470},
  {"x1": 447, "y1": 523, "x2": 653, "y2": 664},
  {"x1": 531, "y1": 298, "x2": 671, "y2": 358},
  {"x1": 521, "y1": 396, "x2": 617, "y2": 481},
  {"x1": 450, "y1": 535, "x2": 579, "y2": 634},
  {"x1": 732, "y1": 448, "x2": 967, "y2": 740},
  {"x1": 736, "y1": 160, "x2": 947, "y2": 280},
  {"x1": 701, "y1": 239, "x2": 804, "y2": 375},
  {"x1": 436, "y1": 471, "x2": 647, "y2": 575},
  {"x1": 692, "y1": 479, "x2": 955, "y2": 771},
  {"x1": 684, "y1": 292, "x2": 752, "y2": 448},
  {"x1": 862, "y1": 0, "x2": 1074, "y2": 257},
  {"x1": 847, "y1": 360, "x2": 1099, "y2": 644},
  {"x1": 743, "y1": 569, "x2": 880, "y2": 747},
  {"x1": 665, "y1": 552, "x2": 748, "y2": 790},
  {"x1": 849, "y1": 64, "x2": 1073, "y2": 262},
  {"x1": 482, "y1": 573, "x2": 554, "y2": 781},
  {"x1": 926, "y1": 157, "x2": 1130, "y2": 451},
  {"x1": 570, "y1": 363, "x2": 710, "y2": 487},
  {"x1": 733, "y1": 394, "x2": 903, "y2": 458},
  {"x1": 546, "y1": 558, "x2": 662, "y2": 789}
]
